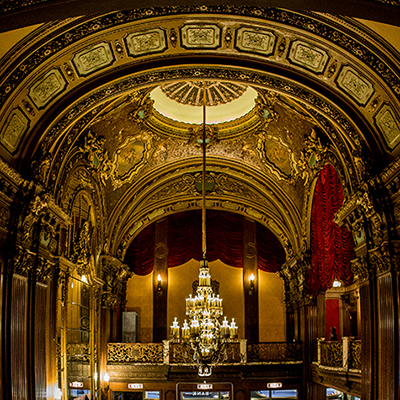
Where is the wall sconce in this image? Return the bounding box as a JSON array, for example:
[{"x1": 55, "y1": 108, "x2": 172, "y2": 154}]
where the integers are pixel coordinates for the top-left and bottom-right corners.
[
  {"x1": 332, "y1": 279, "x2": 342, "y2": 288},
  {"x1": 248, "y1": 273, "x2": 255, "y2": 295},
  {"x1": 157, "y1": 274, "x2": 163, "y2": 295},
  {"x1": 101, "y1": 372, "x2": 110, "y2": 398}
]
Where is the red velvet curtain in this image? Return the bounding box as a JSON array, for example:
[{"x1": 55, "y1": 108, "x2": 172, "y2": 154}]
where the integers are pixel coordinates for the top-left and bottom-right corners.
[
  {"x1": 126, "y1": 223, "x2": 155, "y2": 276},
  {"x1": 168, "y1": 210, "x2": 244, "y2": 268},
  {"x1": 307, "y1": 164, "x2": 354, "y2": 295},
  {"x1": 127, "y1": 210, "x2": 285, "y2": 275},
  {"x1": 257, "y1": 222, "x2": 286, "y2": 272}
]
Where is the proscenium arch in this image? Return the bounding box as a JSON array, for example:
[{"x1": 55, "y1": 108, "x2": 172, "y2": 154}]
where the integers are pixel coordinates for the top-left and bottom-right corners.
[{"x1": 107, "y1": 157, "x2": 303, "y2": 260}]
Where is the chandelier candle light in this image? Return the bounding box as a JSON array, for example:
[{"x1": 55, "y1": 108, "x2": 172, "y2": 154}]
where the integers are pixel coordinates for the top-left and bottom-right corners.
[{"x1": 170, "y1": 82, "x2": 238, "y2": 377}]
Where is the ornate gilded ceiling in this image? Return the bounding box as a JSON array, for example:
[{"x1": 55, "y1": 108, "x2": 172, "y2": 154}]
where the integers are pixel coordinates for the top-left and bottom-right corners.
[{"x1": 0, "y1": 6, "x2": 399, "y2": 263}]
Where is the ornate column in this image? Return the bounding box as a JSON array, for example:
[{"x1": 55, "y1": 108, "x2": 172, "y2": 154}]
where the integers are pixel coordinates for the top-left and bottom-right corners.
[
  {"x1": 100, "y1": 254, "x2": 131, "y2": 397},
  {"x1": 334, "y1": 174, "x2": 400, "y2": 400}
]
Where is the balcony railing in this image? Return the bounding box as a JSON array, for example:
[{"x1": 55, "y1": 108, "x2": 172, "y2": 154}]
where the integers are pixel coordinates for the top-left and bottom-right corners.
[
  {"x1": 107, "y1": 341, "x2": 303, "y2": 365},
  {"x1": 314, "y1": 337, "x2": 361, "y2": 372}
]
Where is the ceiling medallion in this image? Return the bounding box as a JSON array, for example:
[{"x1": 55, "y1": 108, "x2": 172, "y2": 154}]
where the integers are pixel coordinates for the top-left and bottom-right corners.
[{"x1": 161, "y1": 81, "x2": 248, "y2": 107}]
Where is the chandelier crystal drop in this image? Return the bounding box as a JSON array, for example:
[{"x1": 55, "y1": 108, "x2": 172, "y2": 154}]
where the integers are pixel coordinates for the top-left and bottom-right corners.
[{"x1": 170, "y1": 82, "x2": 238, "y2": 377}]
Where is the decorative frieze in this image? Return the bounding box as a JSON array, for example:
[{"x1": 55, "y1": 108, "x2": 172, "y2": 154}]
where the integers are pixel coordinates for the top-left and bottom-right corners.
[
  {"x1": 350, "y1": 255, "x2": 369, "y2": 282},
  {"x1": 12, "y1": 246, "x2": 35, "y2": 276},
  {"x1": 235, "y1": 27, "x2": 276, "y2": 56},
  {"x1": 180, "y1": 24, "x2": 221, "y2": 49},
  {"x1": 100, "y1": 255, "x2": 131, "y2": 309},
  {"x1": 35, "y1": 258, "x2": 54, "y2": 283},
  {"x1": 375, "y1": 103, "x2": 400, "y2": 150},
  {"x1": 279, "y1": 254, "x2": 313, "y2": 309},
  {"x1": 336, "y1": 65, "x2": 374, "y2": 106},
  {"x1": 288, "y1": 40, "x2": 329, "y2": 73},
  {"x1": 28, "y1": 68, "x2": 67, "y2": 109},
  {"x1": 369, "y1": 242, "x2": 391, "y2": 275},
  {"x1": 73, "y1": 42, "x2": 115, "y2": 76},
  {"x1": 0, "y1": 107, "x2": 29, "y2": 154},
  {"x1": 125, "y1": 28, "x2": 167, "y2": 57}
]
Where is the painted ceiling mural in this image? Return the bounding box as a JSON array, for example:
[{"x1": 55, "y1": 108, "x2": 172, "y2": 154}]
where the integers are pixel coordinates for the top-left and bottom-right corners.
[{"x1": 0, "y1": 7, "x2": 399, "y2": 260}]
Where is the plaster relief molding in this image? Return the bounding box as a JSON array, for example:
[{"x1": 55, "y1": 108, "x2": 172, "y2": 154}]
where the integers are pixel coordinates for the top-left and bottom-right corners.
[
  {"x1": 380, "y1": 156, "x2": 400, "y2": 184},
  {"x1": 368, "y1": 241, "x2": 391, "y2": 275},
  {"x1": 0, "y1": 156, "x2": 24, "y2": 187},
  {"x1": 125, "y1": 28, "x2": 167, "y2": 57},
  {"x1": 0, "y1": 107, "x2": 29, "y2": 154},
  {"x1": 12, "y1": 245, "x2": 35, "y2": 276},
  {"x1": 100, "y1": 254, "x2": 131, "y2": 308},
  {"x1": 180, "y1": 24, "x2": 221, "y2": 49},
  {"x1": 288, "y1": 40, "x2": 329, "y2": 73},
  {"x1": 334, "y1": 192, "x2": 360, "y2": 228},
  {"x1": 40, "y1": 67, "x2": 363, "y2": 190},
  {"x1": 275, "y1": 253, "x2": 311, "y2": 309},
  {"x1": 375, "y1": 103, "x2": 400, "y2": 150},
  {"x1": 36, "y1": 257, "x2": 55, "y2": 283},
  {"x1": 256, "y1": 131, "x2": 297, "y2": 181},
  {"x1": 235, "y1": 26, "x2": 276, "y2": 56},
  {"x1": 72, "y1": 42, "x2": 115, "y2": 76},
  {"x1": 336, "y1": 65, "x2": 374, "y2": 106},
  {"x1": 391, "y1": 240, "x2": 400, "y2": 272},
  {"x1": 350, "y1": 255, "x2": 369, "y2": 282},
  {"x1": 28, "y1": 68, "x2": 67, "y2": 109}
]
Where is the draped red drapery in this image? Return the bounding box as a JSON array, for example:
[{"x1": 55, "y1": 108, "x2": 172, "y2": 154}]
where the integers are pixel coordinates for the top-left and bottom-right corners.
[
  {"x1": 124, "y1": 222, "x2": 155, "y2": 276},
  {"x1": 307, "y1": 164, "x2": 354, "y2": 296},
  {"x1": 127, "y1": 210, "x2": 286, "y2": 275}
]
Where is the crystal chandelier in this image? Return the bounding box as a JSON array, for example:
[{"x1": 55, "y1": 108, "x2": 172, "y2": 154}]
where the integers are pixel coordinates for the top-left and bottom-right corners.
[{"x1": 170, "y1": 82, "x2": 238, "y2": 377}]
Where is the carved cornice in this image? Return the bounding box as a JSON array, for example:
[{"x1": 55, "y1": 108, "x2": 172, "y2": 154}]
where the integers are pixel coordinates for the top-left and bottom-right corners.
[
  {"x1": 36, "y1": 257, "x2": 54, "y2": 282},
  {"x1": 351, "y1": 255, "x2": 369, "y2": 282},
  {"x1": 380, "y1": 156, "x2": 400, "y2": 185},
  {"x1": 0, "y1": 157, "x2": 24, "y2": 187},
  {"x1": 369, "y1": 242, "x2": 391, "y2": 275},
  {"x1": 279, "y1": 253, "x2": 314, "y2": 309},
  {"x1": 12, "y1": 246, "x2": 35, "y2": 276},
  {"x1": 100, "y1": 255, "x2": 132, "y2": 308}
]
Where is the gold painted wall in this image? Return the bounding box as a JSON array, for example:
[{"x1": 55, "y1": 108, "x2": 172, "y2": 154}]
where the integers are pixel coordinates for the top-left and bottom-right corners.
[
  {"x1": 126, "y1": 274, "x2": 153, "y2": 343},
  {"x1": 126, "y1": 262, "x2": 286, "y2": 343},
  {"x1": 259, "y1": 270, "x2": 286, "y2": 342},
  {"x1": 168, "y1": 259, "x2": 245, "y2": 340}
]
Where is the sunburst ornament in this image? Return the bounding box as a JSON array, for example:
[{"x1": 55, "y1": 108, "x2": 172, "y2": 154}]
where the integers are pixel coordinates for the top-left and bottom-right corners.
[{"x1": 161, "y1": 81, "x2": 248, "y2": 107}]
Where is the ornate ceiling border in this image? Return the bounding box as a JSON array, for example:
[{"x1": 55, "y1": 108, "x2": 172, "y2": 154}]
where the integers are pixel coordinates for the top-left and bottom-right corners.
[{"x1": 1, "y1": 7, "x2": 399, "y2": 105}]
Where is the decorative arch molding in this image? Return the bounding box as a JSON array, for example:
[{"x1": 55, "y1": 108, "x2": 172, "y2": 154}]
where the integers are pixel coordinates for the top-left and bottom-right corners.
[
  {"x1": 107, "y1": 158, "x2": 302, "y2": 261},
  {"x1": 0, "y1": 8, "x2": 399, "y2": 173},
  {"x1": 34, "y1": 66, "x2": 367, "y2": 192},
  {"x1": 59, "y1": 162, "x2": 107, "y2": 268}
]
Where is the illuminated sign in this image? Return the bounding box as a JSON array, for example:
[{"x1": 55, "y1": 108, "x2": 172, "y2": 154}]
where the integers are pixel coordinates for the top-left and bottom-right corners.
[
  {"x1": 197, "y1": 384, "x2": 213, "y2": 390},
  {"x1": 69, "y1": 382, "x2": 83, "y2": 388},
  {"x1": 128, "y1": 383, "x2": 144, "y2": 389},
  {"x1": 267, "y1": 383, "x2": 282, "y2": 389}
]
